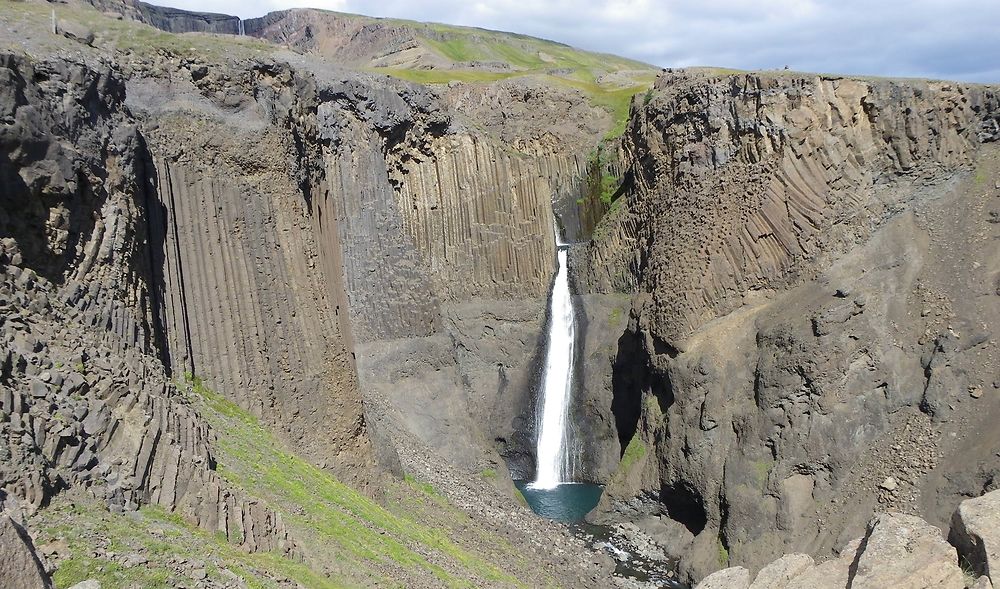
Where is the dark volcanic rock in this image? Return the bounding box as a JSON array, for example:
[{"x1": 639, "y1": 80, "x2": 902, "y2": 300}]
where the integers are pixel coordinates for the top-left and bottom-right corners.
[
  {"x1": 589, "y1": 69, "x2": 1000, "y2": 582},
  {"x1": 88, "y1": 0, "x2": 242, "y2": 34}
]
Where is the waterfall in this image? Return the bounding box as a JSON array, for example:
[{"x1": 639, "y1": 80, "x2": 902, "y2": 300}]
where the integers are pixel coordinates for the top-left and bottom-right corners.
[
  {"x1": 530, "y1": 234, "x2": 577, "y2": 490},
  {"x1": 237, "y1": 18, "x2": 245, "y2": 36}
]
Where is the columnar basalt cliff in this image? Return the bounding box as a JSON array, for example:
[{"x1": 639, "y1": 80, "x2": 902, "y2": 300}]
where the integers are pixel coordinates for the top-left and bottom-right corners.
[
  {"x1": 590, "y1": 73, "x2": 999, "y2": 340},
  {"x1": 305, "y1": 68, "x2": 566, "y2": 474},
  {"x1": 70, "y1": 3, "x2": 644, "y2": 485},
  {"x1": 129, "y1": 58, "x2": 376, "y2": 488},
  {"x1": 589, "y1": 70, "x2": 1000, "y2": 581},
  {"x1": 0, "y1": 51, "x2": 294, "y2": 553},
  {"x1": 0, "y1": 4, "x2": 626, "y2": 582}
]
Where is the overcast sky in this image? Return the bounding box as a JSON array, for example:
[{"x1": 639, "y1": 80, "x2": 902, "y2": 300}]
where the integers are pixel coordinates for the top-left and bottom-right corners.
[{"x1": 162, "y1": 0, "x2": 999, "y2": 82}]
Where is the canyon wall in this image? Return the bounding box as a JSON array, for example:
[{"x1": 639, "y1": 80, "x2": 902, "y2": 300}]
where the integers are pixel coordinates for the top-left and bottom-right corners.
[
  {"x1": 67, "y1": 0, "x2": 628, "y2": 483},
  {"x1": 0, "y1": 51, "x2": 294, "y2": 552},
  {"x1": 123, "y1": 56, "x2": 377, "y2": 489},
  {"x1": 590, "y1": 70, "x2": 1000, "y2": 582},
  {"x1": 314, "y1": 67, "x2": 613, "y2": 478},
  {"x1": 10, "y1": 4, "x2": 1000, "y2": 588}
]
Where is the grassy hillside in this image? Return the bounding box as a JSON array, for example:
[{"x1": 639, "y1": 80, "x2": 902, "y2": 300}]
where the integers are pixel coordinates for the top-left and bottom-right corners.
[
  {"x1": 33, "y1": 375, "x2": 553, "y2": 588},
  {"x1": 375, "y1": 17, "x2": 658, "y2": 137},
  {"x1": 251, "y1": 7, "x2": 659, "y2": 137},
  {"x1": 3, "y1": 1, "x2": 656, "y2": 138}
]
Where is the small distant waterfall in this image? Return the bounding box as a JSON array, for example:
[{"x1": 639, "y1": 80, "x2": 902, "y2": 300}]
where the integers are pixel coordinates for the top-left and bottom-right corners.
[
  {"x1": 530, "y1": 233, "x2": 577, "y2": 490},
  {"x1": 237, "y1": 18, "x2": 244, "y2": 36}
]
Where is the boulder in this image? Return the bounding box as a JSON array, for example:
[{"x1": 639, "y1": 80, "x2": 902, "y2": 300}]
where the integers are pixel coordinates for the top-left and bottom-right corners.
[
  {"x1": 695, "y1": 566, "x2": 750, "y2": 589},
  {"x1": 0, "y1": 515, "x2": 53, "y2": 589},
  {"x1": 783, "y1": 558, "x2": 851, "y2": 589},
  {"x1": 57, "y1": 19, "x2": 95, "y2": 45},
  {"x1": 850, "y1": 513, "x2": 965, "y2": 589},
  {"x1": 950, "y1": 489, "x2": 1000, "y2": 581},
  {"x1": 749, "y1": 553, "x2": 815, "y2": 589}
]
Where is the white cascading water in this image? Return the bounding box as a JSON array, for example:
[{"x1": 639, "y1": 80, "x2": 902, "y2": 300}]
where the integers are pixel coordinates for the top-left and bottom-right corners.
[{"x1": 530, "y1": 236, "x2": 577, "y2": 490}]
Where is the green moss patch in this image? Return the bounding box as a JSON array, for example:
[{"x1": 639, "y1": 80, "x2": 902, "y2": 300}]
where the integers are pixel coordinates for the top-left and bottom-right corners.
[{"x1": 617, "y1": 435, "x2": 647, "y2": 476}]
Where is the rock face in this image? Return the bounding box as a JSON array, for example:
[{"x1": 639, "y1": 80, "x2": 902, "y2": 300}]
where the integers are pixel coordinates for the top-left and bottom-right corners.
[
  {"x1": 0, "y1": 50, "x2": 294, "y2": 554},
  {"x1": 11, "y1": 4, "x2": 1000, "y2": 589},
  {"x1": 128, "y1": 58, "x2": 375, "y2": 489},
  {"x1": 86, "y1": 0, "x2": 242, "y2": 34},
  {"x1": 0, "y1": 513, "x2": 52, "y2": 589},
  {"x1": 697, "y1": 567, "x2": 750, "y2": 589},
  {"x1": 71, "y1": 0, "x2": 634, "y2": 486},
  {"x1": 851, "y1": 513, "x2": 965, "y2": 588},
  {"x1": 589, "y1": 69, "x2": 1000, "y2": 581},
  {"x1": 2, "y1": 6, "x2": 625, "y2": 564},
  {"x1": 263, "y1": 52, "x2": 624, "y2": 478}
]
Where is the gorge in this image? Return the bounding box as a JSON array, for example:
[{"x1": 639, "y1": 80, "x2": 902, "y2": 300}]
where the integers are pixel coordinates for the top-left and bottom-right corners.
[{"x1": 1, "y1": 1, "x2": 999, "y2": 588}]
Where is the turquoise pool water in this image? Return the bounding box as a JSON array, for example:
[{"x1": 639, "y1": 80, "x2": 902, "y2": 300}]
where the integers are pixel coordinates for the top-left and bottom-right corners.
[{"x1": 514, "y1": 481, "x2": 603, "y2": 522}]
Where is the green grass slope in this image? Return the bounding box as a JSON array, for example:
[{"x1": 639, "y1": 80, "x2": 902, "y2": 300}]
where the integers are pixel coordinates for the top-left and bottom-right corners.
[{"x1": 33, "y1": 374, "x2": 552, "y2": 588}]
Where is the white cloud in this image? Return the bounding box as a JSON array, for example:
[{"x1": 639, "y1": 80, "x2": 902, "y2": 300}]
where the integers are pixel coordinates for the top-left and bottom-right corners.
[{"x1": 153, "y1": 0, "x2": 1000, "y2": 82}]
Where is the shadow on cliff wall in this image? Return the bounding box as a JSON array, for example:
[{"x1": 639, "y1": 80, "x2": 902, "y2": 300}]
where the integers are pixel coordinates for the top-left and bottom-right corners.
[
  {"x1": 611, "y1": 327, "x2": 673, "y2": 454},
  {"x1": 134, "y1": 133, "x2": 182, "y2": 376},
  {"x1": 0, "y1": 149, "x2": 100, "y2": 285}
]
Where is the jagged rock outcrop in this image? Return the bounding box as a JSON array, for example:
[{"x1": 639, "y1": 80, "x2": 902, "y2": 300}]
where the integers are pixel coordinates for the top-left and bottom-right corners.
[
  {"x1": 590, "y1": 69, "x2": 1000, "y2": 582},
  {"x1": 0, "y1": 50, "x2": 294, "y2": 553},
  {"x1": 951, "y1": 489, "x2": 1000, "y2": 582}
]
